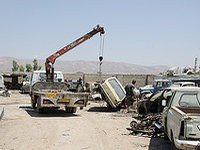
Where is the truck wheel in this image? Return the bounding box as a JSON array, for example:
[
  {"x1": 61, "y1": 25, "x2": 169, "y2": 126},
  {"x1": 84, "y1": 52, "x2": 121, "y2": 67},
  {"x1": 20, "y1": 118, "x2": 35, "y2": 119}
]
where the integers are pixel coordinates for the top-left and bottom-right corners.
[
  {"x1": 72, "y1": 107, "x2": 77, "y2": 113},
  {"x1": 36, "y1": 97, "x2": 44, "y2": 114},
  {"x1": 65, "y1": 107, "x2": 70, "y2": 113},
  {"x1": 31, "y1": 99, "x2": 36, "y2": 109},
  {"x1": 65, "y1": 107, "x2": 77, "y2": 113}
]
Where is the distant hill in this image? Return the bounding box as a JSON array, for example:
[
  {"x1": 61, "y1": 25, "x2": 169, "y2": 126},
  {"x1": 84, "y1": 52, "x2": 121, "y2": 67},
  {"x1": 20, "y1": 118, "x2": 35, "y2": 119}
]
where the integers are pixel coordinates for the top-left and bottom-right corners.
[{"x1": 0, "y1": 56, "x2": 169, "y2": 74}]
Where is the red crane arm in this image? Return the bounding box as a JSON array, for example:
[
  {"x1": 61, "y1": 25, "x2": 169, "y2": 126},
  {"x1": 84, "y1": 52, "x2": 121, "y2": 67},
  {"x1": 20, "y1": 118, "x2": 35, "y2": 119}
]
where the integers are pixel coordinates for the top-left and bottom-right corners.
[{"x1": 45, "y1": 25, "x2": 105, "y2": 82}]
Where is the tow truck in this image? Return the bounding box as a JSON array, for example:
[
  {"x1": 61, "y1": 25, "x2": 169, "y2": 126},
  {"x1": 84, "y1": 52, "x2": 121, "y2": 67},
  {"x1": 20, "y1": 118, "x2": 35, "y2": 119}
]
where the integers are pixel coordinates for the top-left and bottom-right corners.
[{"x1": 30, "y1": 25, "x2": 105, "y2": 113}]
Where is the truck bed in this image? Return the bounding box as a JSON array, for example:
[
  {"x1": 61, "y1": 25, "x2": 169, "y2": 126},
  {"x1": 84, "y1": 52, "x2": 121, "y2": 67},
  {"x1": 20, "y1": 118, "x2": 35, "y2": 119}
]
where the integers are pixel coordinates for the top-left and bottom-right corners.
[
  {"x1": 32, "y1": 82, "x2": 89, "y2": 99},
  {"x1": 177, "y1": 106, "x2": 200, "y2": 114}
]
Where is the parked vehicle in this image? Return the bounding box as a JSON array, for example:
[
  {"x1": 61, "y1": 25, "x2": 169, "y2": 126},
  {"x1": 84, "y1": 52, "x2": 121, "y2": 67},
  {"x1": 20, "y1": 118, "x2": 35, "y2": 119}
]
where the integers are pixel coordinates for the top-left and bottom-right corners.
[
  {"x1": 139, "y1": 79, "x2": 172, "y2": 98},
  {"x1": 162, "y1": 87, "x2": 200, "y2": 149},
  {"x1": 30, "y1": 70, "x2": 89, "y2": 113},
  {"x1": 3, "y1": 73, "x2": 27, "y2": 90}
]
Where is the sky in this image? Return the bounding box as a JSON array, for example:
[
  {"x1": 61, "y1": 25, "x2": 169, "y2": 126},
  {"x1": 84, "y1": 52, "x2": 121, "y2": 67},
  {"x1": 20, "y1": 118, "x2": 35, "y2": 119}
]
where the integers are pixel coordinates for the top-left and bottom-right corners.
[{"x1": 0, "y1": 0, "x2": 200, "y2": 68}]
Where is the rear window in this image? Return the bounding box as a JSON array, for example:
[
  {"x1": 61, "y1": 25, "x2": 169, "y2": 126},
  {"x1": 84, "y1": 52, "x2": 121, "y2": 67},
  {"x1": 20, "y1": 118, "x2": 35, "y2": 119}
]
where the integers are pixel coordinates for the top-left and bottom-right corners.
[
  {"x1": 31, "y1": 72, "x2": 63, "y2": 85},
  {"x1": 179, "y1": 93, "x2": 200, "y2": 107}
]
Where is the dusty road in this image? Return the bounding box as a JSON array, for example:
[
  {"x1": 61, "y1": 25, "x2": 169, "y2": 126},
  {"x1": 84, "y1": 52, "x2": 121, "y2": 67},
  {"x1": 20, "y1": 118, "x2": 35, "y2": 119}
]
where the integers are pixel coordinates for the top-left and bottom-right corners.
[{"x1": 0, "y1": 91, "x2": 171, "y2": 150}]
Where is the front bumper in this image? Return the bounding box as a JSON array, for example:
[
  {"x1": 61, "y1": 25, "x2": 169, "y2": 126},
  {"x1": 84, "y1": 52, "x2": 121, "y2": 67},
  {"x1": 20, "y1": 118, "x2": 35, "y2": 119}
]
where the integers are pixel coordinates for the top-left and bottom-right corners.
[{"x1": 175, "y1": 138, "x2": 200, "y2": 150}]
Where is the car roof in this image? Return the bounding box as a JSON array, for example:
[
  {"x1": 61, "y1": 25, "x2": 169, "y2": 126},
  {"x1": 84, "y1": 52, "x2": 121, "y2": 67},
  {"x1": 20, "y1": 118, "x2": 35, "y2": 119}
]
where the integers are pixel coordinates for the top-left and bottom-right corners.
[{"x1": 171, "y1": 86, "x2": 200, "y2": 92}]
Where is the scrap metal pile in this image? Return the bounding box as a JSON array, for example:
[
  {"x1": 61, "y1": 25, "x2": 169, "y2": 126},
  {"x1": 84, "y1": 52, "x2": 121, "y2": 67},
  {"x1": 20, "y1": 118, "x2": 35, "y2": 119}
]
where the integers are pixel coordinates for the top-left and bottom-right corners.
[{"x1": 127, "y1": 113, "x2": 163, "y2": 137}]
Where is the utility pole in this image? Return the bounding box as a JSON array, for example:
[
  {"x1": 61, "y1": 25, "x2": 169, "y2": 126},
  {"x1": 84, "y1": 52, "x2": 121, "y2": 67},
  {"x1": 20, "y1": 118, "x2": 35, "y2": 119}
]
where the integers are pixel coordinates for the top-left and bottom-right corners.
[{"x1": 194, "y1": 57, "x2": 197, "y2": 72}]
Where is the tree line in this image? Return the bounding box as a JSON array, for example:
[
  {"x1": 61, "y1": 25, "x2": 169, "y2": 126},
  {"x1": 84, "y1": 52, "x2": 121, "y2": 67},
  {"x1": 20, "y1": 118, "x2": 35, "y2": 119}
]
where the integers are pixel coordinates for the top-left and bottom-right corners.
[{"x1": 12, "y1": 59, "x2": 42, "y2": 72}]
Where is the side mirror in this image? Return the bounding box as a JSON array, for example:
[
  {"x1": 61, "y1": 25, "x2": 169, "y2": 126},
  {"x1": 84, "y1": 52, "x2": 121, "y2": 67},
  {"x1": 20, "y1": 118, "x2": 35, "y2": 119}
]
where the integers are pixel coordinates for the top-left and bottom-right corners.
[{"x1": 162, "y1": 99, "x2": 167, "y2": 107}]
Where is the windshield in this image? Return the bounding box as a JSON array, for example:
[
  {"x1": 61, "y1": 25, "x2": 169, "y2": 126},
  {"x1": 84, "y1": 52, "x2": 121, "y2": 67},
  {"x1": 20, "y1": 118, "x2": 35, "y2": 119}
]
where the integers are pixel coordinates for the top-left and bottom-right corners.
[{"x1": 108, "y1": 78, "x2": 125, "y2": 100}]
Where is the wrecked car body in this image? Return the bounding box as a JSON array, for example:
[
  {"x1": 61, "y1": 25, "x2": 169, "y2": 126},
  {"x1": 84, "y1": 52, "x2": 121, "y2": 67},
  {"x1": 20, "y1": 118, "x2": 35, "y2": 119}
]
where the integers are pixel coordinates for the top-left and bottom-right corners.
[
  {"x1": 162, "y1": 87, "x2": 200, "y2": 150},
  {"x1": 139, "y1": 79, "x2": 172, "y2": 99},
  {"x1": 137, "y1": 87, "x2": 173, "y2": 115},
  {"x1": 98, "y1": 77, "x2": 126, "y2": 109}
]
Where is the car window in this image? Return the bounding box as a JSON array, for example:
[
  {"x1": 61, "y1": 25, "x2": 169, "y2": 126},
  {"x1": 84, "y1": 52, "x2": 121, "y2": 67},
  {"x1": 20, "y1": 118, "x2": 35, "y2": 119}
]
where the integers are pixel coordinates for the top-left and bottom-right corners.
[
  {"x1": 38, "y1": 73, "x2": 62, "y2": 82},
  {"x1": 179, "y1": 94, "x2": 200, "y2": 107}
]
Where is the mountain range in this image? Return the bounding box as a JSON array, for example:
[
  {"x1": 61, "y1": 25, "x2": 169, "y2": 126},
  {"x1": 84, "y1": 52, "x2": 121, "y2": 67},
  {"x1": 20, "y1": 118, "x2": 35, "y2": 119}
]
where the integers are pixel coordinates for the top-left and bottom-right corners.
[{"x1": 0, "y1": 56, "x2": 169, "y2": 74}]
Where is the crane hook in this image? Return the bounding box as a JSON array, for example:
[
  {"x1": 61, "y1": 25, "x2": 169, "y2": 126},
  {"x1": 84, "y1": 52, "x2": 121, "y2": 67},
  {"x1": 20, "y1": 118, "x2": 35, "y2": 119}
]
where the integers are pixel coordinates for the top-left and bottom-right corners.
[{"x1": 99, "y1": 55, "x2": 103, "y2": 62}]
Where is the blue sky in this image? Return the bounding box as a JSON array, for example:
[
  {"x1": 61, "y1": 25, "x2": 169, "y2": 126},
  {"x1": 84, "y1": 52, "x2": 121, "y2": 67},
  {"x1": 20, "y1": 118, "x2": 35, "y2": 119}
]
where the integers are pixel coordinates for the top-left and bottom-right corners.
[{"x1": 0, "y1": 0, "x2": 200, "y2": 68}]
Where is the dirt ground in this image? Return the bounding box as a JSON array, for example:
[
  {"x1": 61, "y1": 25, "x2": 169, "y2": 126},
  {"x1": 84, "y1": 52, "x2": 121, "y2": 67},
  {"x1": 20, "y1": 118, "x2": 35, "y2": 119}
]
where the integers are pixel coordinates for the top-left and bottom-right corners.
[{"x1": 0, "y1": 91, "x2": 171, "y2": 150}]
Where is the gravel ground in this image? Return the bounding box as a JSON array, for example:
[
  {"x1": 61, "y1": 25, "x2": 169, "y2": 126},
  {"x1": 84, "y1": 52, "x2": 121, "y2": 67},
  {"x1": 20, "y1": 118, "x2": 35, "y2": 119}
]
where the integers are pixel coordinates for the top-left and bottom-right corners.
[{"x1": 0, "y1": 91, "x2": 171, "y2": 150}]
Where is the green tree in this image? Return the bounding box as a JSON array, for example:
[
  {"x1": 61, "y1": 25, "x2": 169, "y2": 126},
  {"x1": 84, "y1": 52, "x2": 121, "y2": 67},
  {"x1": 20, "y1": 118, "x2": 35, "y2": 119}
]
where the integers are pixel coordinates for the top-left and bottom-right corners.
[
  {"x1": 33, "y1": 59, "x2": 41, "y2": 71},
  {"x1": 26, "y1": 64, "x2": 32, "y2": 72},
  {"x1": 12, "y1": 60, "x2": 19, "y2": 72},
  {"x1": 19, "y1": 65, "x2": 25, "y2": 72}
]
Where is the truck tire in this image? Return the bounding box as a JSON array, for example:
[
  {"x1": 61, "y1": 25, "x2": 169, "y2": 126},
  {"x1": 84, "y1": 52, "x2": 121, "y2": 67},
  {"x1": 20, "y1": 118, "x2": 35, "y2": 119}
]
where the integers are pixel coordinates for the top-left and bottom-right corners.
[
  {"x1": 65, "y1": 107, "x2": 77, "y2": 113},
  {"x1": 31, "y1": 98, "x2": 36, "y2": 109},
  {"x1": 36, "y1": 97, "x2": 44, "y2": 114},
  {"x1": 72, "y1": 107, "x2": 77, "y2": 113},
  {"x1": 65, "y1": 107, "x2": 69, "y2": 113}
]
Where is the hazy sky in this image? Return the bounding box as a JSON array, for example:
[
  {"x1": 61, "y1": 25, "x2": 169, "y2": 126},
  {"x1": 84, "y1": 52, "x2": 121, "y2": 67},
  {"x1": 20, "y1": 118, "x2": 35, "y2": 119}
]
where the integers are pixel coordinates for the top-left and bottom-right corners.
[{"x1": 0, "y1": 0, "x2": 199, "y2": 68}]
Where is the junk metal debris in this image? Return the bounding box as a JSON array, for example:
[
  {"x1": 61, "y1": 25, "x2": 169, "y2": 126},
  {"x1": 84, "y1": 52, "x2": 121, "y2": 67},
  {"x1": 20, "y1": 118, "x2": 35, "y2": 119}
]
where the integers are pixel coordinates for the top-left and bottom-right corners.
[{"x1": 127, "y1": 113, "x2": 163, "y2": 137}]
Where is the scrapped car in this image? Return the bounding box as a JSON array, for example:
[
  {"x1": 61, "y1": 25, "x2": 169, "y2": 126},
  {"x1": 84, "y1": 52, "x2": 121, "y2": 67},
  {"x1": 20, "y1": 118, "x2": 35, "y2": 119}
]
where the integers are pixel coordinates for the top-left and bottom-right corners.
[
  {"x1": 162, "y1": 87, "x2": 200, "y2": 149},
  {"x1": 98, "y1": 77, "x2": 126, "y2": 109},
  {"x1": 139, "y1": 79, "x2": 172, "y2": 98},
  {"x1": 138, "y1": 87, "x2": 173, "y2": 114}
]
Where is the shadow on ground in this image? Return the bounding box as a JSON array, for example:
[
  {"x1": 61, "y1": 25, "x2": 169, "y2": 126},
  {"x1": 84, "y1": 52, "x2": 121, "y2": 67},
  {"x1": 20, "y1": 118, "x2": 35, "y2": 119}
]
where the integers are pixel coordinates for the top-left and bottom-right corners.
[
  {"x1": 19, "y1": 106, "x2": 79, "y2": 118},
  {"x1": 148, "y1": 137, "x2": 171, "y2": 150},
  {"x1": 126, "y1": 128, "x2": 171, "y2": 150},
  {"x1": 87, "y1": 106, "x2": 118, "y2": 113}
]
